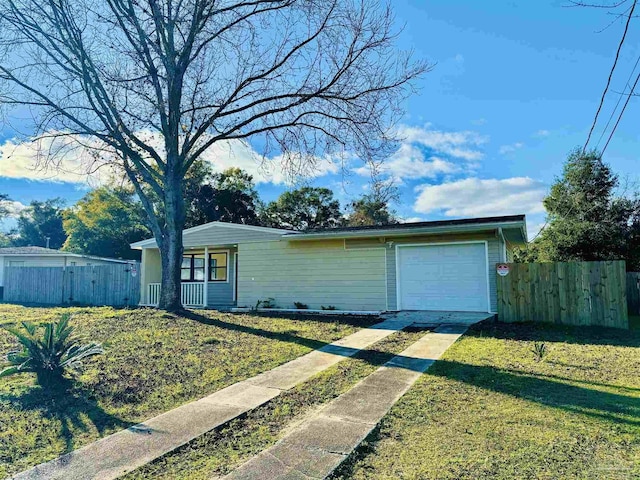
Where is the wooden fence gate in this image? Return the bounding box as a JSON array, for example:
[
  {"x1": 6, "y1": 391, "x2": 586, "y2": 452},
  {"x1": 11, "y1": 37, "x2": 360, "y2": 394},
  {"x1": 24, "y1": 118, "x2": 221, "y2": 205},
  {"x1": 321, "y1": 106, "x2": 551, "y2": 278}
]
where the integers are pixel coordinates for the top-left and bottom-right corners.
[
  {"x1": 3, "y1": 263, "x2": 140, "y2": 307},
  {"x1": 496, "y1": 260, "x2": 628, "y2": 329}
]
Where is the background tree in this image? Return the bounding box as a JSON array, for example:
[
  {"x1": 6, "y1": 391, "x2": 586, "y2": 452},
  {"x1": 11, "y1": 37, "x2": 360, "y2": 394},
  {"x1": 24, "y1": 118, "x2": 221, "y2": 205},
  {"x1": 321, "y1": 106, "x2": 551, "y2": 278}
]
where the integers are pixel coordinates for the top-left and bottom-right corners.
[
  {"x1": 186, "y1": 168, "x2": 261, "y2": 227},
  {"x1": 63, "y1": 187, "x2": 151, "y2": 260},
  {"x1": 0, "y1": 194, "x2": 15, "y2": 247},
  {"x1": 527, "y1": 148, "x2": 640, "y2": 269},
  {"x1": 14, "y1": 199, "x2": 67, "y2": 249},
  {"x1": 346, "y1": 194, "x2": 398, "y2": 227},
  {"x1": 346, "y1": 176, "x2": 399, "y2": 226},
  {"x1": 261, "y1": 187, "x2": 342, "y2": 231},
  {"x1": 0, "y1": 0, "x2": 426, "y2": 310}
]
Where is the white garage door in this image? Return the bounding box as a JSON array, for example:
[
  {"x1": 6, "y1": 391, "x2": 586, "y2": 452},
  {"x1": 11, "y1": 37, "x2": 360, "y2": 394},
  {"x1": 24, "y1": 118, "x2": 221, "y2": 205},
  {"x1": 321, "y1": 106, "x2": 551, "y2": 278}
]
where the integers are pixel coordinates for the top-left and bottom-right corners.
[{"x1": 397, "y1": 243, "x2": 489, "y2": 312}]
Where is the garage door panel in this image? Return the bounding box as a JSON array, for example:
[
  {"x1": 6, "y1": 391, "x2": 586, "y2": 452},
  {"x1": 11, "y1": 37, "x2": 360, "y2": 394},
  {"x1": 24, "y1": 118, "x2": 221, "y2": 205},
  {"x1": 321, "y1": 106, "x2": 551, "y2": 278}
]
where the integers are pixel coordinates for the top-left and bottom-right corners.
[{"x1": 397, "y1": 243, "x2": 488, "y2": 312}]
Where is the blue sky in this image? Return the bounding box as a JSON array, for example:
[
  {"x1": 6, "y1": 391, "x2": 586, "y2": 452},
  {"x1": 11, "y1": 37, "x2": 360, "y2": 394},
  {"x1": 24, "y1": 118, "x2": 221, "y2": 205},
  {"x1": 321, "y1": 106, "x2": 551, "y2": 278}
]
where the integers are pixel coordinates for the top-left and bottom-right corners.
[{"x1": 1, "y1": 0, "x2": 639, "y2": 238}]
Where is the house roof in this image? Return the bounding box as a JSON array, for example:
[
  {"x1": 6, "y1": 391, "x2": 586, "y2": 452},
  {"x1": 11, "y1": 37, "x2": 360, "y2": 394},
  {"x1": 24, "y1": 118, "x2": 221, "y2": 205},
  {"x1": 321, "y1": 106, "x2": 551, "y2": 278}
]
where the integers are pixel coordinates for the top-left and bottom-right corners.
[
  {"x1": 0, "y1": 246, "x2": 131, "y2": 263},
  {"x1": 284, "y1": 215, "x2": 528, "y2": 243},
  {"x1": 130, "y1": 215, "x2": 528, "y2": 250},
  {"x1": 0, "y1": 246, "x2": 64, "y2": 255},
  {"x1": 130, "y1": 221, "x2": 297, "y2": 249}
]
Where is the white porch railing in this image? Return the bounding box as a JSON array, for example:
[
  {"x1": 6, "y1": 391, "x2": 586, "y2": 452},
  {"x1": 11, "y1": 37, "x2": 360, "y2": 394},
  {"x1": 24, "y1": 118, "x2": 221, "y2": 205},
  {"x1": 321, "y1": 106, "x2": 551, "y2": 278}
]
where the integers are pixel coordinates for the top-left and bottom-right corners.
[
  {"x1": 146, "y1": 282, "x2": 204, "y2": 307},
  {"x1": 181, "y1": 282, "x2": 205, "y2": 306}
]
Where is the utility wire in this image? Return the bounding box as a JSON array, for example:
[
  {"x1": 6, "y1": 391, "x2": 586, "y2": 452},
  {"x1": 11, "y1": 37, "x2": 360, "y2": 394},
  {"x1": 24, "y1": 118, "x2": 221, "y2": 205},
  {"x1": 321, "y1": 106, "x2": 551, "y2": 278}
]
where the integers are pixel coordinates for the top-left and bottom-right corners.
[
  {"x1": 583, "y1": 0, "x2": 637, "y2": 152},
  {"x1": 602, "y1": 69, "x2": 640, "y2": 153},
  {"x1": 595, "y1": 52, "x2": 640, "y2": 148}
]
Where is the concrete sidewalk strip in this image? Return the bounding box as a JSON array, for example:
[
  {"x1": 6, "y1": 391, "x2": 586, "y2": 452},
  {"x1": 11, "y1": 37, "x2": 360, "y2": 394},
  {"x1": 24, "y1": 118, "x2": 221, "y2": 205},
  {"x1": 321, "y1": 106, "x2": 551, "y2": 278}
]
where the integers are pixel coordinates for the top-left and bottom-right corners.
[
  {"x1": 224, "y1": 324, "x2": 468, "y2": 480},
  {"x1": 11, "y1": 318, "x2": 411, "y2": 480}
]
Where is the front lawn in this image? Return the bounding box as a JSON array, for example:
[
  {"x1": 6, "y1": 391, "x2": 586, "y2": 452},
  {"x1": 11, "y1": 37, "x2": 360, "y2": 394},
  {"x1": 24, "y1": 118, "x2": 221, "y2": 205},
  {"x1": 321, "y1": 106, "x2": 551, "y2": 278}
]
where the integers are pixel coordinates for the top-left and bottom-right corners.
[
  {"x1": 0, "y1": 304, "x2": 377, "y2": 478},
  {"x1": 124, "y1": 327, "x2": 426, "y2": 479},
  {"x1": 334, "y1": 321, "x2": 640, "y2": 479}
]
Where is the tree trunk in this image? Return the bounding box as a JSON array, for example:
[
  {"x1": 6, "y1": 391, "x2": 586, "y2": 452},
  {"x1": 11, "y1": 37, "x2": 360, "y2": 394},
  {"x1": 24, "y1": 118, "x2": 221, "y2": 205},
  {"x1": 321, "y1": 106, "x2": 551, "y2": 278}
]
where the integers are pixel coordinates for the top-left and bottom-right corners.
[{"x1": 158, "y1": 169, "x2": 185, "y2": 312}]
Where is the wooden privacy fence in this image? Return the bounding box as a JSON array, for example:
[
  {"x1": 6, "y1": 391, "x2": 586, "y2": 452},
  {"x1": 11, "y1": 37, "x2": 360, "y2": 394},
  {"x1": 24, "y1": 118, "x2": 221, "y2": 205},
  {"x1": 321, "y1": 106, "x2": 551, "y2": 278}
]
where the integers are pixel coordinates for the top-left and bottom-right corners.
[
  {"x1": 627, "y1": 272, "x2": 640, "y2": 316},
  {"x1": 3, "y1": 263, "x2": 140, "y2": 307},
  {"x1": 496, "y1": 260, "x2": 628, "y2": 329}
]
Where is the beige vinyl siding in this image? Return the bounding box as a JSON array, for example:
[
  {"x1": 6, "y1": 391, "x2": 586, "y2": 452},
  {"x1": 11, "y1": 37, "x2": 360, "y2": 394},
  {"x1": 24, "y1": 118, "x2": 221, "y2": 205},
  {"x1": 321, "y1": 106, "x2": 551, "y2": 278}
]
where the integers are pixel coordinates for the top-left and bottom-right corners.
[
  {"x1": 382, "y1": 232, "x2": 501, "y2": 313},
  {"x1": 237, "y1": 240, "x2": 386, "y2": 311},
  {"x1": 344, "y1": 238, "x2": 387, "y2": 249},
  {"x1": 140, "y1": 249, "x2": 161, "y2": 304}
]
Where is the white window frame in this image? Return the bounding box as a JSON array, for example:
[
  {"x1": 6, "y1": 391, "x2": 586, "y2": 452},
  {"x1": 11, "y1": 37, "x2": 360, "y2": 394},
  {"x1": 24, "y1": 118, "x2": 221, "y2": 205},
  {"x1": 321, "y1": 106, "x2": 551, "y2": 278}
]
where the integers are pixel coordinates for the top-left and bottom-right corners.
[{"x1": 208, "y1": 249, "x2": 230, "y2": 283}]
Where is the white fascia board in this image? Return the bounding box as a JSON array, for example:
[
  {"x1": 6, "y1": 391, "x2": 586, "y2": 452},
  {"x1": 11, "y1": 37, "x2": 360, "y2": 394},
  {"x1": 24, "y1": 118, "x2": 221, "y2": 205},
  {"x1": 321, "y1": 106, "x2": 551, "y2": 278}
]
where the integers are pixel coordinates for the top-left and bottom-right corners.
[{"x1": 282, "y1": 221, "x2": 526, "y2": 242}]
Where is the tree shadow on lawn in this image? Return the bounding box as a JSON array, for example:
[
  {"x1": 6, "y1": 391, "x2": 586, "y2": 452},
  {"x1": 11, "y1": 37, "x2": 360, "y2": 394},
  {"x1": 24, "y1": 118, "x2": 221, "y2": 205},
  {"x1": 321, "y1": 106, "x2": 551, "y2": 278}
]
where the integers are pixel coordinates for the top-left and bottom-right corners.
[
  {"x1": 2, "y1": 377, "x2": 129, "y2": 455},
  {"x1": 429, "y1": 360, "x2": 640, "y2": 427},
  {"x1": 468, "y1": 320, "x2": 640, "y2": 348},
  {"x1": 181, "y1": 310, "x2": 379, "y2": 352},
  {"x1": 181, "y1": 311, "x2": 436, "y2": 372},
  {"x1": 190, "y1": 309, "x2": 380, "y2": 327}
]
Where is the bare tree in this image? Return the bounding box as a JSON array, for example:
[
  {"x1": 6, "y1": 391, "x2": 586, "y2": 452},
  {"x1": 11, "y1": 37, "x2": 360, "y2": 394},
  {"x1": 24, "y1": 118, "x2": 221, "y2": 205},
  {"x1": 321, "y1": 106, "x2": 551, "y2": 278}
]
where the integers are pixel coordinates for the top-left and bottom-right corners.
[{"x1": 0, "y1": 0, "x2": 428, "y2": 311}]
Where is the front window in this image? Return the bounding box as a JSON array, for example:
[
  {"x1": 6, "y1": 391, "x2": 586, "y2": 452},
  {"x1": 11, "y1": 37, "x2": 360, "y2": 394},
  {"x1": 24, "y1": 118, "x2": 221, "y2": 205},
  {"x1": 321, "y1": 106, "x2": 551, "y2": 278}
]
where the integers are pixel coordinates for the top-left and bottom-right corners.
[
  {"x1": 181, "y1": 254, "x2": 205, "y2": 282},
  {"x1": 209, "y1": 252, "x2": 228, "y2": 281}
]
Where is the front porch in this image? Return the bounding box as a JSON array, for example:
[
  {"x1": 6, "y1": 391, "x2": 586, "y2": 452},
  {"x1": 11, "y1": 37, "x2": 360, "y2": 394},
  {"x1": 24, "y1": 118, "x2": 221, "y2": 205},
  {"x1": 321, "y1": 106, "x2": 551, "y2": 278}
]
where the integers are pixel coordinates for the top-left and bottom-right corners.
[{"x1": 139, "y1": 246, "x2": 237, "y2": 308}]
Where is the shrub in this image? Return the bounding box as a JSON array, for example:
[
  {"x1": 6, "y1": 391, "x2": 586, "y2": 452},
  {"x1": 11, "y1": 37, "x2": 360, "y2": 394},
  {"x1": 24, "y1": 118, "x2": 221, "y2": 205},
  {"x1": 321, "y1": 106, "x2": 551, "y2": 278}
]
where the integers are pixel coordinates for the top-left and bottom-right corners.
[
  {"x1": 531, "y1": 342, "x2": 548, "y2": 362},
  {"x1": 293, "y1": 302, "x2": 309, "y2": 310},
  {"x1": 321, "y1": 305, "x2": 337, "y2": 310},
  {"x1": 0, "y1": 314, "x2": 103, "y2": 388},
  {"x1": 256, "y1": 298, "x2": 277, "y2": 309}
]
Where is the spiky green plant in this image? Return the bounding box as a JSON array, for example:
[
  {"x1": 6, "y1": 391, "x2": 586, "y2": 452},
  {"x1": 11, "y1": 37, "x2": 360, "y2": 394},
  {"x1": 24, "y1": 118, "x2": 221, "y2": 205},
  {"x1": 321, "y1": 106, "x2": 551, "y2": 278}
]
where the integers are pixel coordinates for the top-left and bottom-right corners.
[
  {"x1": 531, "y1": 342, "x2": 548, "y2": 362},
  {"x1": 0, "y1": 314, "x2": 103, "y2": 387}
]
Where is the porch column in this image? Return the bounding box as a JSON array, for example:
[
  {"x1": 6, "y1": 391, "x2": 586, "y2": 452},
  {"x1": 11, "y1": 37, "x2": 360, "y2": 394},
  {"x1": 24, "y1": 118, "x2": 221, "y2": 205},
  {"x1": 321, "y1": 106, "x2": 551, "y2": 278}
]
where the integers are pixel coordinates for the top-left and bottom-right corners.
[
  {"x1": 140, "y1": 248, "x2": 147, "y2": 305},
  {"x1": 203, "y1": 246, "x2": 209, "y2": 307}
]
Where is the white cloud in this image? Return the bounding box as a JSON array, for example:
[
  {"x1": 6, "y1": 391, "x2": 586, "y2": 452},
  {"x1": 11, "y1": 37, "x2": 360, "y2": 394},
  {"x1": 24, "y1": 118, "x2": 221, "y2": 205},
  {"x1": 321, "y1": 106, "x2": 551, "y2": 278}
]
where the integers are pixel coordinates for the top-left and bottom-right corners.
[
  {"x1": 498, "y1": 142, "x2": 524, "y2": 155},
  {"x1": 0, "y1": 135, "x2": 116, "y2": 186},
  {"x1": 400, "y1": 216, "x2": 425, "y2": 223},
  {"x1": 535, "y1": 129, "x2": 550, "y2": 137},
  {"x1": 413, "y1": 177, "x2": 547, "y2": 218},
  {"x1": 352, "y1": 123, "x2": 486, "y2": 183},
  {"x1": 3, "y1": 200, "x2": 27, "y2": 217},
  {"x1": 0, "y1": 134, "x2": 342, "y2": 187},
  {"x1": 397, "y1": 124, "x2": 487, "y2": 162},
  {"x1": 353, "y1": 143, "x2": 461, "y2": 182}
]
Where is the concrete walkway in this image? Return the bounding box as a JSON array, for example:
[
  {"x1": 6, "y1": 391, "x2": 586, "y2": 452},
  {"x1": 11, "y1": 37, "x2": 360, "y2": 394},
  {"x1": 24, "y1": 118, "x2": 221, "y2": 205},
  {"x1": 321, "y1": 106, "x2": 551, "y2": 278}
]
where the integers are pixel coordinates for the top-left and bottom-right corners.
[
  {"x1": 12, "y1": 318, "x2": 412, "y2": 480},
  {"x1": 383, "y1": 310, "x2": 493, "y2": 326},
  {"x1": 224, "y1": 324, "x2": 468, "y2": 480}
]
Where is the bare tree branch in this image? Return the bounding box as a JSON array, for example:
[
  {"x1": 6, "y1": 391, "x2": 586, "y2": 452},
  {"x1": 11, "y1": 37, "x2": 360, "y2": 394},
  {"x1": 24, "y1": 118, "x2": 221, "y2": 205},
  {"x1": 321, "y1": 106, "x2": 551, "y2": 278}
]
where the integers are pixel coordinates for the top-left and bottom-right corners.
[{"x1": 0, "y1": 0, "x2": 429, "y2": 310}]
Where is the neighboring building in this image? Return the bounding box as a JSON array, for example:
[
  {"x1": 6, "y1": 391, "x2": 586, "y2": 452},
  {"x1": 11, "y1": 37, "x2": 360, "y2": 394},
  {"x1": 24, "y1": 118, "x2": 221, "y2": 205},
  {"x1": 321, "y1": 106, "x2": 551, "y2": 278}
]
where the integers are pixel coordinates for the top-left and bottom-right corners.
[
  {"x1": 0, "y1": 246, "x2": 131, "y2": 295},
  {"x1": 131, "y1": 215, "x2": 527, "y2": 313}
]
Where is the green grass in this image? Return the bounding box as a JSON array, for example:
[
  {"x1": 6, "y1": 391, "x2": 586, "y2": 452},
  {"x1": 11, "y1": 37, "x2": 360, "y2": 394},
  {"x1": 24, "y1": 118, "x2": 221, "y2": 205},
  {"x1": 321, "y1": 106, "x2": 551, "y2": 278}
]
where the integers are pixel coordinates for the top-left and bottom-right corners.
[
  {"x1": 0, "y1": 304, "x2": 378, "y2": 478},
  {"x1": 123, "y1": 327, "x2": 427, "y2": 479},
  {"x1": 332, "y1": 321, "x2": 640, "y2": 480}
]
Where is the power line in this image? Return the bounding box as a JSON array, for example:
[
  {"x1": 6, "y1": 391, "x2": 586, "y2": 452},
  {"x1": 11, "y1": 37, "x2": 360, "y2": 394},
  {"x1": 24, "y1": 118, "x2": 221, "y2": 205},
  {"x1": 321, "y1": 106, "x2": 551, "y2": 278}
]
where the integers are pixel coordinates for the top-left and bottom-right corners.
[
  {"x1": 601, "y1": 69, "x2": 640, "y2": 153},
  {"x1": 583, "y1": 0, "x2": 637, "y2": 152},
  {"x1": 595, "y1": 52, "x2": 640, "y2": 148}
]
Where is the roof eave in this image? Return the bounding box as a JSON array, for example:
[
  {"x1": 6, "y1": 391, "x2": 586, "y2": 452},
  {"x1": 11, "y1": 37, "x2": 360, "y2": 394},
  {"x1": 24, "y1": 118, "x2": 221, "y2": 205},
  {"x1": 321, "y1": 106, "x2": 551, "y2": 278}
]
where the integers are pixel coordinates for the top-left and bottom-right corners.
[{"x1": 282, "y1": 221, "x2": 527, "y2": 242}]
